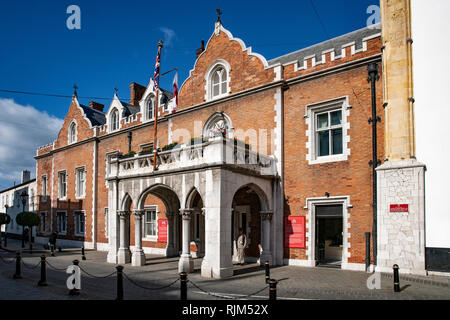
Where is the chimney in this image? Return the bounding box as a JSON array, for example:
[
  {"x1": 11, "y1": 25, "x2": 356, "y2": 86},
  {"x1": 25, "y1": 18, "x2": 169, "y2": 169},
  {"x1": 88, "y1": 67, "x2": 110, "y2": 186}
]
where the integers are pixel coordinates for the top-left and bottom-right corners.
[
  {"x1": 196, "y1": 40, "x2": 205, "y2": 57},
  {"x1": 21, "y1": 170, "x2": 30, "y2": 184},
  {"x1": 89, "y1": 101, "x2": 105, "y2": 112},
  {"x1": 129, "y1": 82, "x2": 147, "y2": 106}
]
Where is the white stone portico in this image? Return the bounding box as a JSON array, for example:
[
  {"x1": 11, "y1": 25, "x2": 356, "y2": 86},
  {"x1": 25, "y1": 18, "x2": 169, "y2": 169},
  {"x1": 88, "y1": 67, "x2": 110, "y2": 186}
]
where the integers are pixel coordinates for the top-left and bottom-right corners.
[{"x1": 105, "y1": 137, "x2": 281, "y2": 279}]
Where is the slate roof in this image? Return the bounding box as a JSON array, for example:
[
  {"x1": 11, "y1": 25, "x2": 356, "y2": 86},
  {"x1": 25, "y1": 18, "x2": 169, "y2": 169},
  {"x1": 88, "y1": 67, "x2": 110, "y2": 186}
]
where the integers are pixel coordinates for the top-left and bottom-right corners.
[
  {"x1": 79, "y1": 104, "x2": 107, "y2": 126},
  {"x1": 268, "y1": 24, "x2": 381, "y2": 67}
]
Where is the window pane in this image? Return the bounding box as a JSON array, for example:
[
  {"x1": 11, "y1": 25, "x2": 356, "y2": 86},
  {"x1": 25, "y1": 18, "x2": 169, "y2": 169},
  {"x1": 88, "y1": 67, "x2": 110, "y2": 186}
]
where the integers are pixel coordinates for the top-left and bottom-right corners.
[
  {"x1": 212, "y1": 72, "x2": 220, "y2": 85},
  {"x1": 221, "y1": 81, "x2": 227, "y2": 95},
  {"x1": 213, "y1": 84, "x2": 219, "y2": 96},
  {"x1": 317, "y1": 113, "x2": 329, "y2": 129},
  {"x1": 331, "y1": 111, "x2": 342, "y2": 126},
  {"x1": 332, "y1": 128, "x2": 343, "y2": 155},
  {"x1": 318, "y1": 131, "x2": 330, "y2": 156}
]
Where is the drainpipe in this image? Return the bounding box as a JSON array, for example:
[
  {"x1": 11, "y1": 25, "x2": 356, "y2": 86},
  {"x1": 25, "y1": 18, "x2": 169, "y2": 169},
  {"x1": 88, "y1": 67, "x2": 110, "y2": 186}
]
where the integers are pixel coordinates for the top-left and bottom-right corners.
[{"x1": 368, "y1": 62, "x2": 380, "y2": 267}]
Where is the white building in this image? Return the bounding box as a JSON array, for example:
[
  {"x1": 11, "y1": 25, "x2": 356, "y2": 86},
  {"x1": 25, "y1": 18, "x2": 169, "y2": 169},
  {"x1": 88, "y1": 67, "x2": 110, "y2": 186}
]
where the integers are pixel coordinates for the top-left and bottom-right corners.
[{"x1": 0, "y1": 170, "x2": 37, "y2": 238}]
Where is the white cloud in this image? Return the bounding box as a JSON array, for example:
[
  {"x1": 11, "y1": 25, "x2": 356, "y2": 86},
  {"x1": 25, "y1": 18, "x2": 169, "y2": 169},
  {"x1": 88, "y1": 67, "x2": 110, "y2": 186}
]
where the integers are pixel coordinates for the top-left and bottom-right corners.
[
  {"x1": 0, "y1": 98, "x2": 63, "y2": 189},
  {"x1": 158, "y1": 27, "x2": 177, "y2": 47}
]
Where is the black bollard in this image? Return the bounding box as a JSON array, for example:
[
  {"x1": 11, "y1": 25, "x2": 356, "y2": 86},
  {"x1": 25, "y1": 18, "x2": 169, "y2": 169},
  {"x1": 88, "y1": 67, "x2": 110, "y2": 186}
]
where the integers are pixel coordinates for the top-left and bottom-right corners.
[
  {"x1": 265, "y1": 261, "x2": 270, "y2": 284},
  {"x1": 269, "y1": 279, "x2": 278, "y2": 300},
  {"x1": 38, "y1": 255, "x2": 48, "y2": 286},
  {"x1": 13, "y1": 251, "x2": 22, "y2": 279},
  {"x1": 69, "y1": 260, "x2": 80, "y2": 296},
  {"x1": 180, "y1": 272, "x2": 188, "y2": 301},
  {"x1": 116, "y1": 266, "x2": 124, "y2": 300},
  {"x1": 393, "y1": 264, "x2": 400, "y2": 292},
  {"x1": 81, "y1": 246, "x2": 86, "y2": 260},
  {"x1": 365, "y1": 232, "x2": 371, "y2": 272}
]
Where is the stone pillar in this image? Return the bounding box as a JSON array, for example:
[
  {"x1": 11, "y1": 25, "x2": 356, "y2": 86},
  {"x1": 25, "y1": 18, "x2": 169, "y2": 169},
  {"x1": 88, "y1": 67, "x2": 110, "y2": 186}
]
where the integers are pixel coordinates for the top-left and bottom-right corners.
[
  {"x1": 260, "y1": 211, "x2": 273, "y2": 265},
  {"x1": 178, "y1": 209, "x2": 194, "y2": 273},
  {"x1": 166, "y1": 212, "x2": 177, "y2": 257},
  {"x1": 201, "y1": 207, "x2": 233, "y2": 279},
  {"x1": 117, "y1": 211, "x2": 131, "y2": 264},
  {"x1": 131, "y1": 210, "x2": 145, "y2": 266}
]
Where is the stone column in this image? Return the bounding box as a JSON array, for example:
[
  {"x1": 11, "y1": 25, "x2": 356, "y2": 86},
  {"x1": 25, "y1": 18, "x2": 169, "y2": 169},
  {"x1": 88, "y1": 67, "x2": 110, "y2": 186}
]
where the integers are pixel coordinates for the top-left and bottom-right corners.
[
  {"x1": 260, "y1": 211, "x2": 273, "y2": 265},
  {"x1": 117, "y1": 210, "x2": 131, "y2": 264},
  {"x1": 166, "y1": 212, "x2": 177, "y2": 257},
  {"x1": 178, "y1": 209, "x2": 194, "y2": 273},
  {"x1": 131, "y1": 210, "x2": 146, "y2": 266}
]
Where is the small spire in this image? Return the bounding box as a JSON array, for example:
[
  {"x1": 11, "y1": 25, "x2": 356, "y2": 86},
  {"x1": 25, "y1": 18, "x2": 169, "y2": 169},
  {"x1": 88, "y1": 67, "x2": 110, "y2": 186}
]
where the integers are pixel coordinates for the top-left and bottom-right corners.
[
  {"x1": 73, "y1": 84, "x2": 78, "y2": 98},
  {"x1": 114, "y1": 87, "x2": 118, "y2": 96},
  {"x1": 216, "y1": 6, "x2": 222, "y2": 23}
]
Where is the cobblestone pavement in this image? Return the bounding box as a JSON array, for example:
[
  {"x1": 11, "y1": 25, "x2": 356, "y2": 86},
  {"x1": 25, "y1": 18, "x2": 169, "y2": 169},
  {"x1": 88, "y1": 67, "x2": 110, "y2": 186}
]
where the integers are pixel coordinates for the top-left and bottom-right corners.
[{"x1": 0, "y1": 240, "x2": 449, "y2": 300}]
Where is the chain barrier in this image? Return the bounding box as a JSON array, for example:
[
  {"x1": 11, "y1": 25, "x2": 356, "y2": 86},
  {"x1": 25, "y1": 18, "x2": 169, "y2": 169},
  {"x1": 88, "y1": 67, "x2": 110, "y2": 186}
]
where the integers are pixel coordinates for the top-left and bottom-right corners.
[
  {"x1": 189, "y1": 280, "x2": 269, "y2": 300},
  {"x1": 0, "y1": 254, "x2": 15, "y2": 264},
  {"x1": 123, "y1": 272, "x2": 180, "y2": 291},
  {"x1": 78, "y1": 265, "x2": 117, "y2": 279},
  {"x1": 0, "y1": 247, "x2": 15, "y2": 253},
  {"x1": 21, "y1": 259, "x2": 41, "y2": 270},
  {"x1": 45, "y1": 260, "x2": 68, "y2": 271}
]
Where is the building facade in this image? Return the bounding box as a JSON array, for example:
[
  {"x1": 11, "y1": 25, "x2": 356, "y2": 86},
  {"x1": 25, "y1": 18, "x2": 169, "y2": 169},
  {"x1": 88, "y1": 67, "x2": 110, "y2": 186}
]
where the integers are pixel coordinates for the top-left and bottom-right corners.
[
  {"x1": 0, "y1": 170, "x2": 37, "y2": 237},
  {"x1": 35, "y1": 19, "x2": 388, "y2": 278}
]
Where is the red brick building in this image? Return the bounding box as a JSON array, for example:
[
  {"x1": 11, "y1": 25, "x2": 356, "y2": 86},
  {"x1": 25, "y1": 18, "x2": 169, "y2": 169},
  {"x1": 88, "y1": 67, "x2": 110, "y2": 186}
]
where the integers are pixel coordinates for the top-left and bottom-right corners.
[{"x1": 35, "y1": 20, "x2": 383, "y2": 278}]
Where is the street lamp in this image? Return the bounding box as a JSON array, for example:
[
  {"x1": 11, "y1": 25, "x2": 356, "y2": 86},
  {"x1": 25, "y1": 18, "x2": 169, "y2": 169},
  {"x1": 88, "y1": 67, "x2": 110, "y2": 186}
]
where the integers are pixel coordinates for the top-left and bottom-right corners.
[
  {"x1": 20, "y1": 191, "x2": 28, "y2": 249},
  {"x1": 3, "y1": 204, "x2": 8, "y2": 247}
]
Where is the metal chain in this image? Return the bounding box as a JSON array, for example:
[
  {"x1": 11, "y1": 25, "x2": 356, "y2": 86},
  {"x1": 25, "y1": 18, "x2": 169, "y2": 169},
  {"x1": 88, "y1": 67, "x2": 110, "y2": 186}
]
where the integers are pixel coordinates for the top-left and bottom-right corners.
[
  {"x1": 122, "y1": 273, "x2": 180, "y2": 291},
  {"x1": 189, "y1": 280, "x2": 269, "y2": 300},
  {"x1": 78, "y1": 265, "x2": 117, "y2": 278},
  {"x1": 45, "y1": 260, "x2": 68, "y2": 271},
  {"x1": 21, "y1": 259, "x2": 42, "y2": 270},
  {"x1": 0, "y1": 255, "x2": 15, "y2": 264}
]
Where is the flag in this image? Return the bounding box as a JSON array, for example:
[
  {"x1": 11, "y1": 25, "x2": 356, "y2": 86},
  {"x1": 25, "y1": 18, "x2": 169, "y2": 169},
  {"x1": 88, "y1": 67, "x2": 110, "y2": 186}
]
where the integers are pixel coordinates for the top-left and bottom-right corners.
[
  {"x1": 153, "y1": 46, "x2": 161, "y2": 90},
  {"x1": 171, "y1": 71, "x2": 178, "y2": 114}
]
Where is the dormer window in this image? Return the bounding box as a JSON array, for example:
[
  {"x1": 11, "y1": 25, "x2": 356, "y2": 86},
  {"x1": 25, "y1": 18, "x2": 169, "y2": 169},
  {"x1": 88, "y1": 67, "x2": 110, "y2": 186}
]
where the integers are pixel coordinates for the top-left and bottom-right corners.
[
  {"x1": 68, "y1": 121, "x2": 77, "y2": 144},
  {"x1": 205, "y1": 60, "x2": 231, "y2": 101},
  {"x1": 110, "y1": 108, "x2": 119, "y2": 131},
  {"x1": 145, "y1": 95, "x2": 155, "y2": 121}
]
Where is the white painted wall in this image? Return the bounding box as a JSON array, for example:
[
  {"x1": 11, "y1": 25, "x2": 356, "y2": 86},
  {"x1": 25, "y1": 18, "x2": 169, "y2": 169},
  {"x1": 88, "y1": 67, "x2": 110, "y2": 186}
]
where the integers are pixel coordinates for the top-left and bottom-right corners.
[{"x1": 411, "y1": 0, "x2": 450, "y2": 248}]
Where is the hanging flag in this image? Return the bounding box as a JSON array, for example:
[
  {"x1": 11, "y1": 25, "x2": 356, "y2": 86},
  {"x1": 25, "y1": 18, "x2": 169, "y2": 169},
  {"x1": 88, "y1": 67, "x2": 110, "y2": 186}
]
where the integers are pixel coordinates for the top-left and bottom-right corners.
[
  {"x1": 171, "y1": 71, "x2": 178, "y2": 114},
  {"x1": 153, "y1": 45, "x2": 161, "y2": 91}
]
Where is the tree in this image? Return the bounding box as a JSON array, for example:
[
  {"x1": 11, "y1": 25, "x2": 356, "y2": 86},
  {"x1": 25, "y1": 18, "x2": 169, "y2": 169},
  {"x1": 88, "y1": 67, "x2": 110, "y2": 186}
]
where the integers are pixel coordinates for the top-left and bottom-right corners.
[{"x1": 16, "y1": 212, "x2": 40, "y2": 252}]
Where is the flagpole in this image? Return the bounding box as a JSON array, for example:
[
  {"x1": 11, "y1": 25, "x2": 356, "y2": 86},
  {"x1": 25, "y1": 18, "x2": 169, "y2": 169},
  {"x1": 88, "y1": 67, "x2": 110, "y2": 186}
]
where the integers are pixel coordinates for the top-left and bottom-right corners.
[{"x1": 153, "y1": 40, "x2": 163, "y2": 171}]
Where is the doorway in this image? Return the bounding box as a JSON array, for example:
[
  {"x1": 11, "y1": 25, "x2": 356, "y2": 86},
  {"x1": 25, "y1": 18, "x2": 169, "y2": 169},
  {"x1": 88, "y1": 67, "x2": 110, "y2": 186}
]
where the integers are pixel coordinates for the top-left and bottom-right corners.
[
  {"x1": 315, "y1": 205, "x2": 343, "y2": 267},
  {"x1": 232, "y1": 205, "x2": 250, "y2": 263}
]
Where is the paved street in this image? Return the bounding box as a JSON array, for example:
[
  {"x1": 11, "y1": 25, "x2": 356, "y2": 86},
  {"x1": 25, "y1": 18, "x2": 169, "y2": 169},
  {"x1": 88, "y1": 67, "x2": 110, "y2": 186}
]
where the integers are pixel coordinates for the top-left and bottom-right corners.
[{"x1": 0, "y1": 239, "x2": 449, "y2": 300}]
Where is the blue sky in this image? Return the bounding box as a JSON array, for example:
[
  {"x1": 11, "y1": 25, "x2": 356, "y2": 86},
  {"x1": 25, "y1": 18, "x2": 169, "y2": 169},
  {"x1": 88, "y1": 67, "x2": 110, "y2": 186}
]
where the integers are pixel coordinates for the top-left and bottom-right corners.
[{"x1": 0, "y1": 0, "x2": 379, "y2": 188}]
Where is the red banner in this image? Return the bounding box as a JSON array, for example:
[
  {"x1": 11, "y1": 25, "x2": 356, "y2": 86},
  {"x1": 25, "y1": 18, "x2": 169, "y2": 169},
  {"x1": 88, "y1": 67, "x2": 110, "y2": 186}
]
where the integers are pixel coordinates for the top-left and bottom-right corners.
[
  {"x1": 284, "y1": 216, "x2": 306, "y2": 249},
  {"x1": 390, "y1": 204, "x2": 409, "y2": 213},
  {"x1": 158, "y1": 219, "x2": 168, "y2": 243}
]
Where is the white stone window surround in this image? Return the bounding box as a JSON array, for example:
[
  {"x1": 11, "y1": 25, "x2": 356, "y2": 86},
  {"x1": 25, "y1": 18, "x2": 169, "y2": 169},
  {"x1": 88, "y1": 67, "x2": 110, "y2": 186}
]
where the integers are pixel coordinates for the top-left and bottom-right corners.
[
  {"x1": 202, "y1": 111, "x2": 234, "y2": 139},
  {"x1": 75, "y1": 166, "x2": 86, "y2": 199},
  {"x1": 68, "y1": 120, "x2": 78, "y2": 145},
  {"x1": 56, "y1": 211, "x2": 67, "y2": 235},
  {"x1": 142, "y1": 205, "x2": 158, "y2": 242},
  {"x1": 204, "y1": 59, "x2": 231, "y2": 101},
  {"x1": 73, "y1": 210, "x2": 86, "y2": 236},
  {"x1": 57, "y1": 170, "x2": 67, "y2": 200},
  {"x1": 109, "y1": 108, "x2": 120, "y2": 132},
  {"x1": 304, "y1": 196, "x2": 353, "y2": 268},
  {"x1": 41, "y1": 175, "x2": 48, "y2": 198},
  {"x1": 144, "y1": 94, "x2": 156, "y2": 122},
  {"x1": 305, "y1": 96, "x2": 351, "y2": 165}
]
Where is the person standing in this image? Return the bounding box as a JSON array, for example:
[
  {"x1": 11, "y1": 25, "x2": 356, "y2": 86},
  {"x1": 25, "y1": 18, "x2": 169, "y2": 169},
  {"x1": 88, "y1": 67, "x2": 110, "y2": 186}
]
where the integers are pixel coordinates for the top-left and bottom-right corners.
[{"x1": 236, "y1": 228, "x2": 247, "y2": 265}]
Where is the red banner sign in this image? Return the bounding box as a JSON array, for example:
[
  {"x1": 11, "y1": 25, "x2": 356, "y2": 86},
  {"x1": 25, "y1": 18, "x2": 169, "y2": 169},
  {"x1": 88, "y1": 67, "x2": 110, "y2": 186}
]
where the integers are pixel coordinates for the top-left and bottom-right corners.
[
  {"x1": 158, "y1": 219, "x2": 168, "y2": 242},
  {"x1": 284, "y1": 216, "x2": 306, "y2": 249},
  {"x1": 390, "y1": 204, "x2": 409, "y2": 213}
]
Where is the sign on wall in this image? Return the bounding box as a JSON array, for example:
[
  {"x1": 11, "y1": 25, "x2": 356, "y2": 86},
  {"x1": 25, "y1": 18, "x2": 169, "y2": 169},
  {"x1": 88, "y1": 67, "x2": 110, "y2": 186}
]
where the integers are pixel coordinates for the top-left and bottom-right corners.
[
  {"x1": 390, "y1": 204, "x2": 409, "y2": 213},
  {"x1": 284, "y1": 216, "x2": 306, "y2": 249},
  {"x1": 158, "y1": 219, "x2": 168, "y2": 242}
]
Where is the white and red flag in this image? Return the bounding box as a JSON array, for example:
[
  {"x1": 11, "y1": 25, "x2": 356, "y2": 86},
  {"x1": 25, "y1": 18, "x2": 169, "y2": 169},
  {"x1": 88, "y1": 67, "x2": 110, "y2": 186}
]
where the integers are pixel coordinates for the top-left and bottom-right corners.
[
  {"x1": 153, "y1": 45, "x2": 161, "y2": 90},
  {"x1": 171, "y1": 71, "x2": 178, "y2": 114}
]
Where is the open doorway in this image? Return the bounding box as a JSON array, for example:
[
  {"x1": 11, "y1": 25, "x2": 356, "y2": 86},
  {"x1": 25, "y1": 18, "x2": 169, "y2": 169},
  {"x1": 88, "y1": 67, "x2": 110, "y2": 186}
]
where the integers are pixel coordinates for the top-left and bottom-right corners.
[{"x1": 315, "y1": 205, "x2": 343, "y2": 268}]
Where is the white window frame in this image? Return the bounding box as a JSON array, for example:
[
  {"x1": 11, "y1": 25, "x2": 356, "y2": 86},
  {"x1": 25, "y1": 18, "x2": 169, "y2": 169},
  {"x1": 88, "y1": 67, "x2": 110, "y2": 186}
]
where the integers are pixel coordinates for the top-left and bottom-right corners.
[
  {"x1": 75, "y1": 166, "x2": 86, "y2": 199},
  {"x1": 41, "y1": 175, "x2": 47, "y2": 199},
  {"x1": 145, "y1": 95, "x2": 155, "y2": 121},
  {"x1": 68, "y1": 120, "x2": 78, "y2": 144},
  {"x1": 56, "y1": 211, "x2": 67, "y2": 235},
  {"x1": 73, "y1": 210, "x2": 86, "y2": 236},
  {"x1": 40, "y1": 211, "x2": 48, "y2": 234},
  {"x1": 205, "y1": 60, "x2": 231, "y2": 101},
  {"x1": 143, "y1": 205, "x2": 158, "y2": 241},
  {"x1": 58, "y1": 171, "x2": 67, "y2": 199},
  {"x1": 110, "y1": 108, "x2": 120, "y2": 132},
  {"x1": 305, "y1": 96, "x2": 351, "y2": 165}
]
